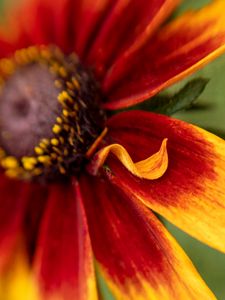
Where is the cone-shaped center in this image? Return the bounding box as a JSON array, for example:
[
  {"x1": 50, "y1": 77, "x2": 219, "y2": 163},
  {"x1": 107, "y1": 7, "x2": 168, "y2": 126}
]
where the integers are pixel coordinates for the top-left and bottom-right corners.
[{"x1": 0, "y1": 46, "x2": 105, "y2": 181}]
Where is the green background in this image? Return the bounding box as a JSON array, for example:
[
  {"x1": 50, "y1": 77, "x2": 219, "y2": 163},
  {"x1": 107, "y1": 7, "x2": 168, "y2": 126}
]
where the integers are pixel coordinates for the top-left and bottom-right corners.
[
  {"x1": 168, "y1": 1, "x2": 225, "y2": 299},
  {"x1": 1, "y1": 0, "x2": 225, "y2": 299}
]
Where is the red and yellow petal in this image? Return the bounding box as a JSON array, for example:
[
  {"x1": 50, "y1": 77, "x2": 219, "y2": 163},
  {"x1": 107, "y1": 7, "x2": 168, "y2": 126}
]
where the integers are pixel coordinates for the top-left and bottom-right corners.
[
  {"x1": 79, "y1": 174, "x2": 215, "y2": 300},
  {"x1": 106, "y1": 110, "x2": 225, "y2": 253},
  {"x1": 86, "y1": 0, "x2": 179, "y2": 79},
  {"x1": 33, "y1": 182, "x2": 98, "y2": 300},
  {"x1": 0, "y1": 177, "x2": 49, "y2": 300},
  {"x1": 104, "y1": 0, "x2": 225, "y2": 109},
  {"x1": 0, "y1": 244, "x2": 40, "y2": 300}
]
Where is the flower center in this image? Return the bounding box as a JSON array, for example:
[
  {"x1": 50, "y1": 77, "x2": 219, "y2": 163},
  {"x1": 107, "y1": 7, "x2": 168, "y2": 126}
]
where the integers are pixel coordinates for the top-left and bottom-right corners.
[{"x1": 0, "y1": 46, "x2": 105, "y2": 181}]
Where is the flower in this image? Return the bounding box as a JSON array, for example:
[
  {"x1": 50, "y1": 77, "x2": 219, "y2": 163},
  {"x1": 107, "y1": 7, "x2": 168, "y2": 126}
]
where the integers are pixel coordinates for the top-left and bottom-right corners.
[{"x1": 0, "y1": 0, "x2": 225, "y2": 299}]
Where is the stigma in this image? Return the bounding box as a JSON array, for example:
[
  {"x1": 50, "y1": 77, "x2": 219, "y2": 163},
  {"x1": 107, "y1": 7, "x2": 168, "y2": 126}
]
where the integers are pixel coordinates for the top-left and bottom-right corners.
[{"x1": 0, "y1": 46, "x2": 105, "y2": 181}]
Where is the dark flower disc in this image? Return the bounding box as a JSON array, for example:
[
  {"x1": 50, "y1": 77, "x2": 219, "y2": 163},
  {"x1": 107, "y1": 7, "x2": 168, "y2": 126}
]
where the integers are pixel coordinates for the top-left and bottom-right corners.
[{"x1": 0, "y1": 46, "x2": 106, "y2": 182}]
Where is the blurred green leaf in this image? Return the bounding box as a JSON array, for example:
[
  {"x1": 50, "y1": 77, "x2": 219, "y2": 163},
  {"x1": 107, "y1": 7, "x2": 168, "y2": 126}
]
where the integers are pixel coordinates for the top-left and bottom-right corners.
[
  {"x1": 186, "y1": 102, "x2": 215, "y2": 112},
  {"x1": 129, "y1": 78, "x2": 209, "y2": 115}
]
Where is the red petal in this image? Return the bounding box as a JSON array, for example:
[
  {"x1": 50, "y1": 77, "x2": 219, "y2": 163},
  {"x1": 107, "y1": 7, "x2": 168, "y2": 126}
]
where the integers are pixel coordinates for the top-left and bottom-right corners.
[
  {"x1": 106, "y1": 110, "x2": 225, "y2": 253},
  {"x1": 2, "y1": 0, "x2": 76, "y2": 52},
  {"x1": 33, "y1": 181, "x2": 98, "y2": 300},
  {"x1": 22, "y1": 183, "x2": 49, "y2": 262},
  {"x1": 1, "y1": 0, "x2": 177, "y2": 80},
  {"x1": 7, "y1": 0, "x2": 59, "y2": 47},
  {"x1": 103, "y1": 1, "x2": 225, "y2": 109},
  {"x1": 3, "y1": 0, "x2": 115, "y2": 59},
  {"x1": 80, "y1": 174, "x2": 215, "y2": 299},
  {"x1": 0, "y1": 37, "x2": 15, "y2": 57},
  {"x1": 0, "y1": 175, "x2": 31, "y2": 272},
  {"x1": 86, "y1": 0, "x2": 178, "y2": 79},
  {"x1": 74, "y1": 0, "x2": 115, "y2": 58}
]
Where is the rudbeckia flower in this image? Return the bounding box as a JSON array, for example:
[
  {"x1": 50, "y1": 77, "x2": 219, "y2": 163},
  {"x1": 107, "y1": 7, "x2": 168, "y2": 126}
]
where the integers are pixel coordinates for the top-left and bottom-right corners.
[{"x1": 1, "y1": 0, "x2": 225, "y2": 299}]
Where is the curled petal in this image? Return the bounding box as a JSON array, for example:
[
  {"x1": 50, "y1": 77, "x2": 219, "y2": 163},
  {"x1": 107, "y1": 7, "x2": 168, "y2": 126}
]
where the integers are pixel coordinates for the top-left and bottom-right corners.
[
  {"x1": 87, "y1": 139, "x2": 168, "y2": 179},
  {"x1": 106, "y1": 110, "x2": 225, "y2": 253}
]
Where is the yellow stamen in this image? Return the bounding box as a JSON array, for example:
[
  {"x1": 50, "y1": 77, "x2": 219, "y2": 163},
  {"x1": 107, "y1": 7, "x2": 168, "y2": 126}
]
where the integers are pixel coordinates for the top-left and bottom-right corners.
[
  {"x1": 0, "y1": 58, "x2": 15, "y2": 75},
  {"x1": 52, "y1": 124, "x2": 61, "y2": 134},
  {"x1": 62, "y1": 109, "x2": 69, "y2": 117},
  {"x1": 59, "y1": 137, "x2": 64, "y2": 144},
  {"x1": 51, "y1": 138, "x2": 59, "y2": 146},
  {"x1": 34, "y1": 146, "x2": 44, "y2": 155},
  {"x1": 0, "y1": 148, "x2": 5, "y2": 159},
  {"x1": 1, "y1": 157, "x2": 19, "y2": 169},
  {"x1": 59, "y1": 66, "x2": 67, "y2": 78},
  {"x1": 56, "y1": 117, "x2": 63, "y2": 124},
  {"x1": 66, "y1": 81, "x2": 74, "y2": 89},
  {"x1": 37, "y1": 155, "x2": 51, "y2": 164},
  {"x1": 5, "y1": 169, "x2": 21, "y2": 179},
  {"x1": 27, "y1": 46, "x2": 40, "y2": 60},
  {"x1": 21, "y1": 157, "x2": 37, "y2": 171},
  {"x1": 40, "y1": 139, "x2": 49, "y2": 148},
  {"x1": 59, "y1": 166, "x2": 66, "y2": 174},
  {"x1": 72, "y1": 77, "x2": 80, "y2": 89},
  {"x1": 58, "y1": 91, "x2": 73, "y2": 105}
]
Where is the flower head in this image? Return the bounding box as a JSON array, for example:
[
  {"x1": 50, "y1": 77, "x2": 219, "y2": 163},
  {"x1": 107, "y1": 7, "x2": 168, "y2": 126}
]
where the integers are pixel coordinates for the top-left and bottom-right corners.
[{"x1": 0, "y1": 0, "x2": 225, "y2": 299}]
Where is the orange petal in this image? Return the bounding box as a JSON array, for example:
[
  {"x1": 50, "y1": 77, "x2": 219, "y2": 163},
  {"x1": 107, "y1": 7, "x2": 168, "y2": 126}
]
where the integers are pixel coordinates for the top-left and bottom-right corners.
[
  {"x1": 106, "y1": 110, "x2": 225, "y2": 253},
  {"x1": 87, "y1": 139, "x2": 168, "y2": 179},
  {"x1": 33, "y1": 182, "x2": 98, "y2": 300},
  {"x1": 104, "y1": 0, "x2": 225, "y2": 109},
  {"x1": 80, "y1": 174, "x2": 216, "y2": 300}
]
